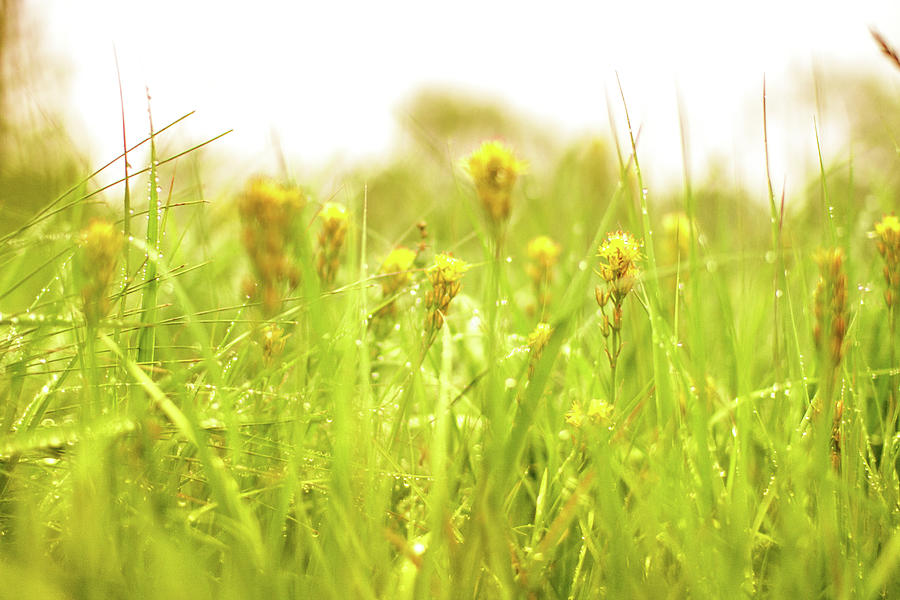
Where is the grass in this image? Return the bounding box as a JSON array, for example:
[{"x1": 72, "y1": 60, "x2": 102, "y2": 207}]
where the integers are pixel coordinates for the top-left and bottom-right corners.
[{"x1": 0, "y1": 88, "x2": 899, "y2": 600}]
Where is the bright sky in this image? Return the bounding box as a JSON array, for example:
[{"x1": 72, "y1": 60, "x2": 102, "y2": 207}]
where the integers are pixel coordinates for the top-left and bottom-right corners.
[{"x1": 30, "y1": 0, "x2": 900, "y2": 196}]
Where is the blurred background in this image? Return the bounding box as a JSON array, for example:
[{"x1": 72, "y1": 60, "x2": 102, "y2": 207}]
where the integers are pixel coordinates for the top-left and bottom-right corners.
[{"x1": 4, "y1": 0, "x2": 900, "y2": 219}]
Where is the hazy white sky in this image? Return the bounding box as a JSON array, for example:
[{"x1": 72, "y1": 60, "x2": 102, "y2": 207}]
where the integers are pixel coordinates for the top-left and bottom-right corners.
[{"x1": 29, "y1": 0, "x2": 900, "y2": 194}]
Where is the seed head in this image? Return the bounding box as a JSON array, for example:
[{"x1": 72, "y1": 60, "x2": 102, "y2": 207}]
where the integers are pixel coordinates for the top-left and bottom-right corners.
[
  {"x1": 79, "y1": 219, "x2": 123, "y2": 325},
  {"x1": 464, "y1": 140, "x2": 526, "y2": 224},
  {"x1": 813, "y1": 248, "x2": 848, "y2": 369},
  {"x1": 239, "y1": 176, "x2": 306, "y2": 316}
]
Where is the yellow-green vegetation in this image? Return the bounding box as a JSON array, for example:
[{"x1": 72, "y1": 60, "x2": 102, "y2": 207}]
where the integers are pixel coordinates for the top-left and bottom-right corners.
[{"x1": 2, "y1": 92, "x2": 900, "y2": 600}]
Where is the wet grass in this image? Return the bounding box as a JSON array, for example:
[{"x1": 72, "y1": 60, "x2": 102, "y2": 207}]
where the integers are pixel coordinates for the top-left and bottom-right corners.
[{"x1": 0, "y1": 92, "x2": 899, "y2": 599}]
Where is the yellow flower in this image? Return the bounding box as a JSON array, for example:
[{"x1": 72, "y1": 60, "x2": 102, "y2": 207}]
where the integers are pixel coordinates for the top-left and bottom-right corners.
[
  {"x1": 875, "y1": 214, "x2": 900, "y2": 238},
  {"x1": 238, "y1": 176, "x2": 306, "y2": 316},
  {"x1": 261, "y1": 323, "x2": 288, "y2": 362},
  {"x1": 526, "y1": 322, "x2": 553, "y2": 377},
  {"x1": 527, "y1": 235, "x2": 561, "y2": 267},
  {"x1": 320, "y1": 202, "x2": 348, "y2": 225},
  {"x1": 527, "y1": 235, "x2": 561, "y2": 314},
  {"x1": 528, "y1": 322, "x2": 553, "y2": 355},
  {"x1": 464, "y1": 140, "x2": 527, "y2": 224},
  {"x1": 81, "y1": 220, "x2": 121, "y2": 274},
  {"x1": 597, "y1": 230, "x2": 642, "y2": 295},
  {"x1": 382, "y1": 246, "x2": 417, "y2": 274},
  {"x1": 316, "y1": 202, "x2": 350, "y2": 286},
  {"x1": 874, "y1": 213, "x2": 900, "y2": 309},
  {"x1": 565, "y1": 398, "x2": 612, "y2": 429},
  {"x1": 425, "y1": 253, "x2": 470, "y2": 332},
  {"x1": 427, "y1": 253, "x2": 470, "y2": 286},
  {"x1": 379, "y1": 246, "x2": 418, "y2": 296},
  {"x1": 813, "y1": 248, "x2": 848, "y2": 368},
  {"x1": 80, "y1": 219, "x2": 123, "y2": 325},
  {"x1": 239, "y1": 177, "x2": 307, "y2": 226}
]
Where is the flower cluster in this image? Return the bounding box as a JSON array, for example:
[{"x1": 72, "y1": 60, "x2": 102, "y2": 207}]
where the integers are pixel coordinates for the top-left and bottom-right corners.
[
  {"x1": 565, "y1": 398, "x2": 613, "y2": 430},
  {"x1": 424, "y1": 253, "x2": 469, "y2": 334},
  {"x1": 239, "y1": 177, "x2": 306, "y2": 316},
  {"x1": 79, "y1": 219, "x2": 123, "y2": 326},
  {"x1": 260, "y1": 323, "x2": 287, "y2": 364},
  {"x1": 316, "y1": 202, "x2": 349, "y2": 287},
  {"x1": 596, "y1": 230, "x2": 642, "y2": 299},
  {"x1": 527, "y1": 321, "x2": 553, "y2": 378},
  {"x1": 371, "y1": 246, "x2": 419, "y2": 334},
  {"x1": 464, "y1": 140, "x2": 526, "y2": 225},
  {"x1": 379, "y1": 246, "x2": 418, "y2": 298},
  {"x1": 875, "y1": 214, "x2": 900, "y2": 310},
  {"x1": 593, "y1": 230, "x2": 643, "y2": 380},
  {"x1": 527, "y1": 235, "x2": 561, "y2": 314},
  {"x1": 813, "y1": 248, "x2": 848, "y2": 369}
]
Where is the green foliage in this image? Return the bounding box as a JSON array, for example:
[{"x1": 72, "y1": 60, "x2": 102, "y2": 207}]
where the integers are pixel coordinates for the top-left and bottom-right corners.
[{"x1": 0, "y1": 90, "x2": 899, "y2": 600}]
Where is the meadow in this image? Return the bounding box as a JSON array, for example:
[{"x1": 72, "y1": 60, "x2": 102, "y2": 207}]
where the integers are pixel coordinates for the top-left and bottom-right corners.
[{"x1": 0, "y1": 80, "x2": 899, "y2": 600}]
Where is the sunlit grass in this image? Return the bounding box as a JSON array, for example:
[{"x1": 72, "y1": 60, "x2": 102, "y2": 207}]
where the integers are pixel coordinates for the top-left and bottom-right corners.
[{"x1": 0, "y1": 88, "x2": 899, "y2": 600}]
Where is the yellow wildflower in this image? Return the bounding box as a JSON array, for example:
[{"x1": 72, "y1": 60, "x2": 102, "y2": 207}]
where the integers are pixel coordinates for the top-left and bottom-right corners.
[
  {"x1": 464, "y1": 140, "x2": 527, "y2": 224},
  {"x1": 379, "y1": 246, "x2": 418, "y2": 297},
  {"x1": 260, "y1": 323, "x2": 288, "y2": 363},
  {"x1": 320, "y1": 202, "x2": 349, "y2": 229},
  {"x1": 371, "y1": 246, "x2": 419, "y2": 334},
  {"x1": 596, "y1": 230, "x2": 642, "y2": 298},
  {"x1": 595, "y1": 230, "x2": 642, "y2": 373},
  {"x1": 425, "y1": 253, "x2": 470, "y2": 333},
  {"x1": 427, "y1": 253, "x2": 470, "y2": 286},
  {"x1": 527, "y1": 322, "x2": 553, "y2": 378},
  {"x1": 316, "y1": 202, "x2": 350, "y2": 287},
  {"x1": 565, "y1": 398, "x2": 613, "y2": 429},
  {"x1": 875, "y1": 213, "x2": 900, "y2": 309},
  {"x1": 239, "y1": 176, "x2": 306, "y2": 316},
  {"x1": 813, "y1": 248, "x2": 848, "y2": 369},
  {"x1": 527, "y1": 235, "x2": 561, "y2": 266},
  {"x1": 527, "y1": 235, "x2": 561, "y2": 314},
  {"x1": 79, "y1": 219, "x2": 123, "y2": 325},
  {"x1": 875, "y1": 213, "x2": 900, "y2": 238},
  {"x1": 527, "y1": 322, "x2": 553, "y2": 354}
]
